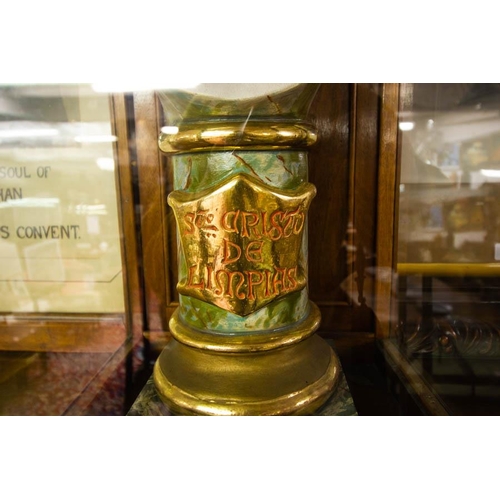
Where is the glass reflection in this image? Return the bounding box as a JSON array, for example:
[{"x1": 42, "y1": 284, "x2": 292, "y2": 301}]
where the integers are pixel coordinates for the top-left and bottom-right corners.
[
  {"x1": 0, "y1": 84, "x2": 124, "y2": 314},
  {"x1": 395, "y1": 83, "x2": 500, "y2": 415},
  {"x1": 0, "y1": 84, "x2": 132, "y2": 416}
]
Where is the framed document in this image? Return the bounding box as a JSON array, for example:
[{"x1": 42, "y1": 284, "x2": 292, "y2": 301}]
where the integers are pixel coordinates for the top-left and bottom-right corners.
[{"x1": 0, "y1": 84, "x2": 141, "y2": 353}]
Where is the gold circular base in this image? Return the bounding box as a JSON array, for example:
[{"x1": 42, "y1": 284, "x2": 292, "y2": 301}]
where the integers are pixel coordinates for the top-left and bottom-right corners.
[{"x1": 153, "y1": 307, "x2": 341, "y2": 415}]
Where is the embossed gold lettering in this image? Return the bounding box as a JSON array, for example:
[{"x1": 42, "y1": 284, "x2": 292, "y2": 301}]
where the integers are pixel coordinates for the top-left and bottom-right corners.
[
  {"x1": 170, "y1": 174, "x2": 314, "y2": 315},
  {"x1": 287, "y1": 267, "x2": 298, "y2": 289},
  {"x1": 184, "y1": 264, "x2": 301, "y2": 303},
  {"x1": 184, "y1": 210, "x2": 219, "y2": 235},
  {"x1": 264, "y1": 269, "x2": 272, "y2": 297},
  {"x1": 187, "y1": 264, "x2": 205, "y2": 289},
  {"x1": 240, "y1": 211, "x2": 260, "y2": 238},
  {"x1": 269, "y1": 211, "x2": 284, "y2": 241},
  {"x1": 195, "y1": 210, "x2": 209, "y2": 228},
  {"x1": 221, "y1": 210, "x2": 240, "y2": 233},
  {"x1": 206, "y1": 265, "x2": 214, "y2": 289},
  {"x1": 245, "y1": 240, "x2": 264, "y2": 262},
  {"x1": 245, "y1": 271, "x2": 264, "y2": 301},
  {"x1": 184, "y1": 213, "x2": 196, "y2": 235},
  {"x1": 222, "y1": 238, "x2": 242, "y2": 264},
  {"x1": 283, "y1": 207, "x2": 301, "y2": 238},
  {"x1": 220, "y1": 208, "x2": 305, "y2": 242},
  {"x1": 231, "y1": 271, "x2": 246, "y2": 299},
  {"x1": 293, "y1": 212, "x2": 305, "y2": 234},
  {"x1": 214, "y1": 270, "x2": 245, "y2": 299}
]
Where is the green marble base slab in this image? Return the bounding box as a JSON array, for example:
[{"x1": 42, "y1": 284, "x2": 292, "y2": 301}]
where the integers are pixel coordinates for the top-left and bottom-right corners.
[{"x1": 127, "y1": 370, "x2": 357, "y2": 416}]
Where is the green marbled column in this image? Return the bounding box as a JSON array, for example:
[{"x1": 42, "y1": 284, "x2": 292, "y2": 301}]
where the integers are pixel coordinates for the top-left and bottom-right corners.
[{"x1": 171, "y1": 149, "x2": 311, "y2": 333}]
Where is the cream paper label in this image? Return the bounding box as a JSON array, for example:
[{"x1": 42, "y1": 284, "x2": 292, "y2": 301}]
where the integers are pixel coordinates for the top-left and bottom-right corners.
[{"x1": 0, "y1": 85, "x2": 124, "y2": 313}]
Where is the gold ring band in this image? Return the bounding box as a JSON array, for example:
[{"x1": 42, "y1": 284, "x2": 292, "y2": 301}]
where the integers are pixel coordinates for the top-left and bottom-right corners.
[{"x1": 159, "y1": 121, "x2": 317, "y2": 153}]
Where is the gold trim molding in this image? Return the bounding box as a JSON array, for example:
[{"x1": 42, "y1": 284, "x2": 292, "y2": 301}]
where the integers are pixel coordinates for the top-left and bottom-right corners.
[{"x1": 159, "y1": 121, "x2": 317, "y2": 153}]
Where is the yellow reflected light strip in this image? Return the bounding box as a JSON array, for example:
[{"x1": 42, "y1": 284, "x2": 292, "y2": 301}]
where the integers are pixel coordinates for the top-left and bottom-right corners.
[{"x1": 397, "y1": 262, "x2": 500, "y2": 277}]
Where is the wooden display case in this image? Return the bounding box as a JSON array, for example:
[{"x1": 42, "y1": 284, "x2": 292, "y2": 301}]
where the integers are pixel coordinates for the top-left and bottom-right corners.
[{"x1": 5, "y1": 82, "x2": 498, "y2": 415}]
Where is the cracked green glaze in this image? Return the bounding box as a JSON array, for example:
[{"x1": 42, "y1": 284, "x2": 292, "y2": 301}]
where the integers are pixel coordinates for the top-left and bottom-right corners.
[
  {"x1": 173, "y1": 150, "x2": 308, "y2": 192},
  {"x1": 178, "y1": 290, "x2": 309, "y2": 334}
]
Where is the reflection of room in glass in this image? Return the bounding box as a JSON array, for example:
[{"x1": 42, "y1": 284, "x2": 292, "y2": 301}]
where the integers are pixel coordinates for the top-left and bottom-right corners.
[
  {"x1": 395, "y1": 84, "x2": 500, "y2": 415},
  {"x1": 0, "y1": 84, "x2": 124, "y2": 314}
]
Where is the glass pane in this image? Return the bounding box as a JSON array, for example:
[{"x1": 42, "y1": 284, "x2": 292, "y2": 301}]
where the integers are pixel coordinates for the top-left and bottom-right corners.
[
  {"x1": 395, "y1": 83, "x2": 500, "y2": 415},
  {"x1": 0, "y1": 84, "x2": 124, "y2": 313},
  {"x1": 0, "y1": 84, "x2": 134, "y2": 416}
]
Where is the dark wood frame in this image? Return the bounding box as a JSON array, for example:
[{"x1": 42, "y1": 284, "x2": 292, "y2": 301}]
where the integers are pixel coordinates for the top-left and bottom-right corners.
[{"x1": 374, "y1": 83, "x2": 402, "y2": 339}]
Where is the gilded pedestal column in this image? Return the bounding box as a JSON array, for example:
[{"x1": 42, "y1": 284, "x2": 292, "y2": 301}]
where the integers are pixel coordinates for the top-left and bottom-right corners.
[{"x1": 153, "y1": 84, "x2": 341, "y2": 415}]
